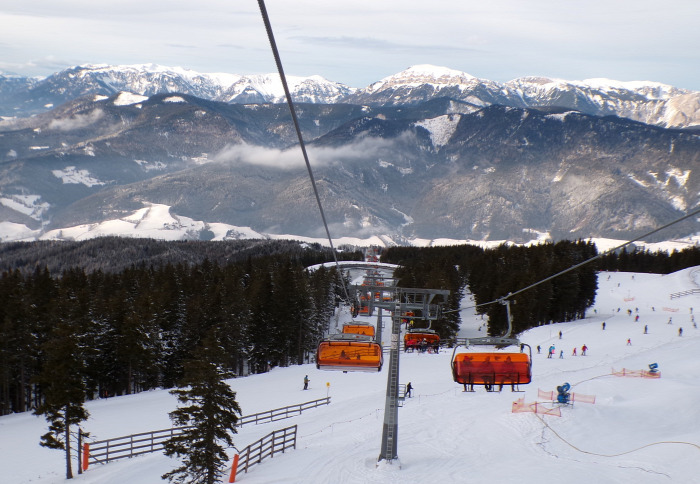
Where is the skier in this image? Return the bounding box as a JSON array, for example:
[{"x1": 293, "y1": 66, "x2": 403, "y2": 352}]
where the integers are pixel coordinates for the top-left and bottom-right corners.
[
  {"x1": 627, "y1": 338, "x2": 632, "y2": 346},
  {"x1": 536, "y1": 345, "x2": 541, "y2": 354},
  {"x1": 559, "y1": 331, "x2": 562, "y2": 339},
  {"x1": 602, "y1": 322, "x2": 606, "y2": 330},
  {"x1": 572, "y1": 347, "x2": 577, "y2": 356},
  {"x1": 644, "y1": 325, "x2": 648, "y2": 334},
  {"x1": 406, "y1": 382, "x2": 413, "y2": 398},
  {"x1": 581, "y1": 344, "x2": 588, "y2": 356},
  {"x1": 679, "y1": 327, "x2": 683, "y2": 337},
  {"x1": 559, "y1": 350, "x2": 564, "y2": 359},
  {"x1": 303, "y1": 375, "x2": 309, "y2": 390}
]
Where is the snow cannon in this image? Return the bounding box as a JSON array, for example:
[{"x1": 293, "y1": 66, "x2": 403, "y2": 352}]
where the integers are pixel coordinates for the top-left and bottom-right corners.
[
  {"x1": 556, "y1": 382, "x2": 571, "y2": 404},
  {"x1": 648, "y1": 363, "x2": 659, "y2": 373}
]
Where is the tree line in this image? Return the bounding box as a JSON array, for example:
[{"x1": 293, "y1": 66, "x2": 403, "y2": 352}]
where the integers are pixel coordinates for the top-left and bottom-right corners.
[
  {"x1": 383, "y1": 242, "x2": 700, "y2": 337},
  {"x1": 0, "y1": 241, "x2": 359, "y2": 416},
  {"x1": 4, "y1": 238, "x2": 700, "y2": 417}
]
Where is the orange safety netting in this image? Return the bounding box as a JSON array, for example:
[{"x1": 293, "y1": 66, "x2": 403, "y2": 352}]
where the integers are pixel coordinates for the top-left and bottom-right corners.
[
  {"x1": 512, "y1": 398, "x2": 561, "y2": 417},
  {"x1": 453, "y1": 352, "x2": 531, "y2": 385},
  {"x1": 612, "y1": 368, "x2": 661, "y2": 378},
  {"x1": 316, "y1": 341, "x2": 382, "y2": 369}
]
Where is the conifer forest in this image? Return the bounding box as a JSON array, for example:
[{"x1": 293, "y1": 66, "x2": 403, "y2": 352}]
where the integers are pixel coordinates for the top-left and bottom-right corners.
[{"x1": 3, "y1": 237, "x2": 700, "y2": 416}]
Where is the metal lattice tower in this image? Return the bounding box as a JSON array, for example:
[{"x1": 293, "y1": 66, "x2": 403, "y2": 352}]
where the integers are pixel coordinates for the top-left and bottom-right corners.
[{"x1": 368, "y1": 287, "x2": 449, "y2": 464}]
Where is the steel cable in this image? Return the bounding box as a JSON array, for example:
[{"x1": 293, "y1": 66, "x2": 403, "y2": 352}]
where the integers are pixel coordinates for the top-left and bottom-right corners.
[{"x1": 257, "y1": 0, "x2": 351, "y2": 303}]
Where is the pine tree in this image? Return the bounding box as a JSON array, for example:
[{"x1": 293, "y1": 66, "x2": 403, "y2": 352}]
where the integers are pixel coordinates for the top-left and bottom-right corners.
[
  {"x1": 33, "y1": 305, "x2": 90, "y2": 479},
  {"x1": 162, "y1": 332, "x2": 242, "y2": 484}
]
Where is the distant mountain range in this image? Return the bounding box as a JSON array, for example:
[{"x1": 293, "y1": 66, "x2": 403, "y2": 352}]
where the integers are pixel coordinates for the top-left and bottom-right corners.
[
  {"x1": 2, "y1": 64, "x2": 699, "y2": 130},
  {"x1": 1, "y1": 64, "x2": 699, "y2": 246}
]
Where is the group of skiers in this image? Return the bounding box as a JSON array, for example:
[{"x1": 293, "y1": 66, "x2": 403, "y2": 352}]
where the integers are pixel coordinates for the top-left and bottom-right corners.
[
  {"x1": 539, "y1": 343, "x2": 588, "y2": 358},
  {"x1": 404, "y1": 338, "x2": 439, "y2": 353}
]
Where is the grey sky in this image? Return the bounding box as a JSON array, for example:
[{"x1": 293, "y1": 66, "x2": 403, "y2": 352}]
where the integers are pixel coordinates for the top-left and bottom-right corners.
[{"x1": 1, "y1": 0, "x2": 698, "y2": 90}]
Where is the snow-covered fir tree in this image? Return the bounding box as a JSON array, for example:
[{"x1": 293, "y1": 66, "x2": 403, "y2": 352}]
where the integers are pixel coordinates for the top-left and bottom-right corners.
[{"x1": 162, "y1": 331, "x2": 242, "y2": 484}]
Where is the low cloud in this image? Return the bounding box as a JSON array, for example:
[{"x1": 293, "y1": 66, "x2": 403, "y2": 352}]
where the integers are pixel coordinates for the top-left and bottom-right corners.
[
  {"x1": 213, "y1": 136, "x2": 402, "y2": 169},
  {"x1": 48, "y1": 109, "x2": 104, "y2": 131}
]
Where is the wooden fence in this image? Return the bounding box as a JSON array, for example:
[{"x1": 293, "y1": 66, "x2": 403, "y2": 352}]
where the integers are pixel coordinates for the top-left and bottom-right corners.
[
  {"x1": 82, "y1": 397, "x2": 329, "y2": 470},
  {"x1": 229, "y1": 425, "x2": 297, "y2": 482},
  {"x1": 670, "y1": 288, "x2": 700, "y2": 299}
]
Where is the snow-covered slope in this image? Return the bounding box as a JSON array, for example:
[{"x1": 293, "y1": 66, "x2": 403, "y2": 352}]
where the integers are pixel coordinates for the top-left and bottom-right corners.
[{"x1": 2, "y1": 269, "x2": 700, "y2": 483}]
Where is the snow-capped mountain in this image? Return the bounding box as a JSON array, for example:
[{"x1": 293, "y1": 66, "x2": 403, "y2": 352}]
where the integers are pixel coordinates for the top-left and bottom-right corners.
[
  {"x1": 505, "y1": 76, "x2": 700, "y2": 129},
  {"x1": 219, "y1": 74, "x2": 355, "y2": 104},
  {"x1": 346, "y1": 65, "x2": 699, "y2": 130},
  {"x1": 0, "y1": 64, "x2": 353, "y2": 117},
  {"x1": 1, "y1": 64, "x2": 698, "y2": 129},
  {"x1": 344, "y1": 64, "x2": 521, "y2": 109}
]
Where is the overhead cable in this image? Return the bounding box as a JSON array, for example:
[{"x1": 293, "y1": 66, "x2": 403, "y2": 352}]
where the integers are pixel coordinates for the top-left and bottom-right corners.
[
  {"x1": 257, "y1": 0, "x2": 351, "y2": 303},
  {"x1": 446, "y1": 205, "x2": 700, "y2": 313}
]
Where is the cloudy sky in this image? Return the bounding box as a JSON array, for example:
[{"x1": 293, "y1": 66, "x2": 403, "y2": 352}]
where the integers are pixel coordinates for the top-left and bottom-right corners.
[{"x1": 1, "y1": 0, "x2": 698, "y2": 90}]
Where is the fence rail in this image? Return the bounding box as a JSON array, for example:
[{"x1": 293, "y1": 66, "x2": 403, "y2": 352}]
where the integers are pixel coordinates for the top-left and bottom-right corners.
[
  {"x1": 670, "y1": 288, "x2": 700, "y2": 299},
  {"x1": 232, "y1": 425, "x2": 297, "y2": 481},
  {"x1": 239, "y1": 397, "x2": 330, "y2": 426},
  {"x1": 83, "y1": 397, "x2": 329, "y2": 469}
]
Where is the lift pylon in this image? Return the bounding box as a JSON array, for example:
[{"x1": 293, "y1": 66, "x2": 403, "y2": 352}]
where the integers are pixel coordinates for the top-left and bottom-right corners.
[{"x1": 377, "y1": 287, "x2": 449, "y2": 464}]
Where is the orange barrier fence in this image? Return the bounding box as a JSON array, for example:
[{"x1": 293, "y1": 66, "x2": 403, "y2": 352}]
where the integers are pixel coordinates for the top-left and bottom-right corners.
[
  {"x1": 512, "y1": 398, "x2": 561, "y2": 417},
  {"x1": 612, "y1": 368, "x2": 661, "y2": 378},
  {"x1": 537, "y1": 389, "x2": 596, "y2": 404}
]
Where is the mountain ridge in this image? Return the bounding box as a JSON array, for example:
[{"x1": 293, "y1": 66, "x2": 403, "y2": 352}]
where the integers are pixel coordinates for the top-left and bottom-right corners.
[{"x1": 2, "y1": 64, "x2": 698, "y2": 129}]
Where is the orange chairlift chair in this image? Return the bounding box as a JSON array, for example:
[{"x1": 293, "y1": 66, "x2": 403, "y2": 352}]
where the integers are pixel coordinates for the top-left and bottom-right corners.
[
  {"x1": 451, "y1": 348, "x2": 531, "y2": 392},
  {"x1": 450, "y1": 297, "x2": 532, "y2": 392},
  {"x1": 316, "y1": 333, "x2": 383, "y2": 372},
  {"x1": 403, "y1": 328, "x2": 440, "y2": 351},
  {"x1": 342, "y1": 323, "x2": 376, "y2": 338}
]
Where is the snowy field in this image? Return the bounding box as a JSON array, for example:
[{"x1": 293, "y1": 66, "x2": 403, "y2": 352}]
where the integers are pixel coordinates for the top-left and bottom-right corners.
[{"x1": 2, "y1": 268, "x2": 700, "y2": 483}]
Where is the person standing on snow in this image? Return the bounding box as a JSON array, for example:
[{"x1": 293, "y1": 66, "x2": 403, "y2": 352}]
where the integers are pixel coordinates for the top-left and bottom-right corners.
[
  {"x1": 303, "y1": 375, "x2": 309, "y2": 390},
  {"x1": 581, "y1": 344, "x2": 588, "y2": 356},
  {"x1": 406, "y1": 382, "x2": 413, "y2": 398}
]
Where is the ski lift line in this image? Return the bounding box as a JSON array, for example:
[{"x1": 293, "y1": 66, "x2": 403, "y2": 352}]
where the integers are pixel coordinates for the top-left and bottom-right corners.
[
  {"x1": 444, "y1": 205, "x2": 700, "y2": 315},
  {"x1": 257, "y1": 0, "x2": 351, "y2": 304},
  {"x1": 535, "y1": 413, "x2": 700, "y2": 457}
]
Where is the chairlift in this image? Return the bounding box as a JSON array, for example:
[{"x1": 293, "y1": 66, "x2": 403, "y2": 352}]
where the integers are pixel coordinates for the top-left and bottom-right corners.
[
  {"x1": 342, "y1": 322, "x2": 376, "y2": 338},
  {"x1": 404, "y1": 328, "x2": 440, "y2": 351},
  {"x1": 451, "y1": 343, "x2": 532, "y2": 392},
  {"x1": 316, "y1": 333, "x2": 383, "y2": 372},
  {"x1": 450, "y1": 297, "x2": 532, "y2": 391}
]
